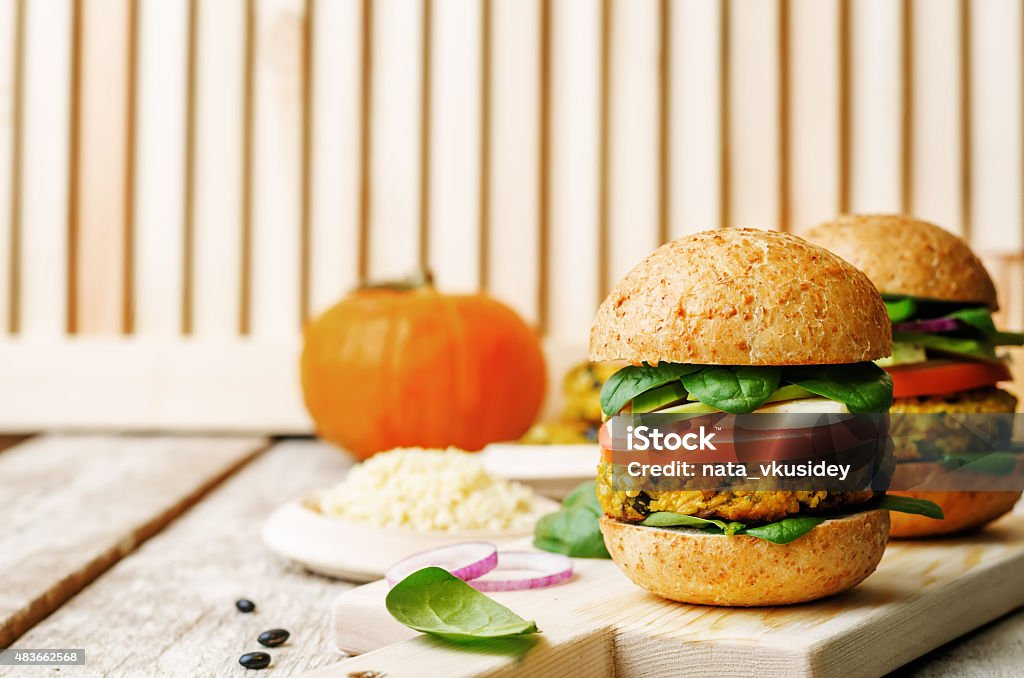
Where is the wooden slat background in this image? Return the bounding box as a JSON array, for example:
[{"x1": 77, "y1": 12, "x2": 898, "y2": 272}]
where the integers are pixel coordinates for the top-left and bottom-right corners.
[{"x1": 0, "y1": 0, "x2": 1022, "y2": 431}]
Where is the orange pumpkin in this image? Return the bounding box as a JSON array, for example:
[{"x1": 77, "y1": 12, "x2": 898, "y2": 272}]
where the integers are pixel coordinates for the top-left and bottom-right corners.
[{"x1": 301, "y1": 280, "x2": 547, "y2": 459}]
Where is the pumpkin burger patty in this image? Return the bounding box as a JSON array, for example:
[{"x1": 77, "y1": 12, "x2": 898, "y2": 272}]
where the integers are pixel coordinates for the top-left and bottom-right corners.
[{"x1": 595, "y1": 461, "x2": 875, "y2": 523}]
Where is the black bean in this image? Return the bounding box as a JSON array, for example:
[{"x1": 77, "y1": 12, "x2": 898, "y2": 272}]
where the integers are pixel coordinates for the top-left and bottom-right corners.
[
  {"x1": 631, "y1": 492, "x2": 652, "y2": 516},
  {"x1": 238, "y1": 652, "x2": 271, "y2": 670},
  {"x1": 235, "y1": 599, "x2": 256, "y2": 613},
  {"x1": 257, "y1": 628, "x2": 290, "y2": 648}
]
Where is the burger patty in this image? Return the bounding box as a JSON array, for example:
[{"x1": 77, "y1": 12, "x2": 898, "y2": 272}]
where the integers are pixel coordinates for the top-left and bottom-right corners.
[
  {"x1": 888, "y1": 387, "x2": 1017, "y2": 462},
  {"x1": 890, "y1": 386, "x2": 1017, "y2": 414},
  {"x1": 596, "y1": 461, "x2": 875, "y2": 523}
]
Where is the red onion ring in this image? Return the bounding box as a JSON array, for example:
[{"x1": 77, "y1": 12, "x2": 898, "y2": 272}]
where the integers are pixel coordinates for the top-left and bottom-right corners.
[
  {"x1": 892, "y1": 317, "x2": 962, "y2": 333},
  {"x1": 385, "y1": 542, "x2": 497, "y2": 587},
  {"x1": 468, "y1": 551, "x2": 574, "y2": 592}
]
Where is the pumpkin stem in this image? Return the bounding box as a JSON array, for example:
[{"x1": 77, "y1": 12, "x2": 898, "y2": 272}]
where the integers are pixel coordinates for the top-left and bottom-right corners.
[{"x1": 359, "y1": 269, "x2": 435, "y2": 292}]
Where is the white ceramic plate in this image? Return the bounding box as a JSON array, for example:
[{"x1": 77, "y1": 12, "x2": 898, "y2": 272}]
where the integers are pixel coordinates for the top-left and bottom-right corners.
[
  {"x1": 262, "y1": 496, "x2": 561, "y2": 582},
  {"x1": 479, "y1": 444, "x2": 600, "y2": 499}
]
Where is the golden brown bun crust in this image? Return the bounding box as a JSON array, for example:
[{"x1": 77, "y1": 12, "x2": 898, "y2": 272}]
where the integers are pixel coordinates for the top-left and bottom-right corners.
[
  {"x1": 589, "y1": 228, "x2": 892, "y2": 366},
  {"x1": 888, "y1": 490, "x2": 1021, "y2": 538},
  {"x1": 806, "y1": 214, "x2": 998, "y2": 309},
  {"x1": 600, "y1": 511, "x2": 889, "y2": 606}
]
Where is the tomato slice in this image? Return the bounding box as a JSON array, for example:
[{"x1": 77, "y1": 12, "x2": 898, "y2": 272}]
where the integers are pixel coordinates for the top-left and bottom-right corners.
[{"x1": 885, "y1": 360, "x2": 1012, "y2": 399}]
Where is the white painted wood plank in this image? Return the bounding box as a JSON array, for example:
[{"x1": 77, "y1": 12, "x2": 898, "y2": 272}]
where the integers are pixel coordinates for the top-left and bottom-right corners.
[
  {"x1": 308, "y1": 0, "x2": 361, "y2": 316},
  {"x1": 133, "y1": 0, "x2": 189, "y2": 336},
  {"x1": 487, "y1": 0, "x2": 540, "y2": 324},
  {"x1": 548, "y1": 0, "x2": 600, "y2": 342},
  {"x1": 849, "y1": 0, "x2": 903, "y2": 213},
  {"x1": 909, "y1": 0, "x2": 962, "y2": 235},
  {"x1": 970, "y1": 0, "x2": 1023, "y2": 253},
  {"x1": 0, "y1": 435, "x2": 265, "y2": 648},
  {"x1": 727, "y1": 0, "x2": 780, "y2": 229},
  {"x1": 0, "y1": 337, "x2": 310, "y2": 432},
  {"x1": 789, "y1": 0, "x2": 840, "y2": 234},
  {"x1": 192, "y1": 0, "x2": 246, "y2": 337},
  {"x1": 366, "y1": 0, "x2": 423, "y2": 280},
  {"x1": 19, "y1": 0, "x2": 71, "y2": 337},
  {"x1": 670, "y1": 0, "x2": 722, "y2": 236},
  {"x1": 75, "y1": 0, "x2": 131, "y2": 334},
  {"x1": 427, "y1": 0, "x2": 481, "y2": 293},
  {"x1": 156, "y1": 338, "x2": 309, "y2": 430},
  {"x1": 607, "y1": 0, "x2": 660, "y2": 283},
  {"x1": 0, "y1": 0, "x2": 14, "y2": 334},
  {"x1": 250, "y1": 0, "x2": 304, "y2": 338}
]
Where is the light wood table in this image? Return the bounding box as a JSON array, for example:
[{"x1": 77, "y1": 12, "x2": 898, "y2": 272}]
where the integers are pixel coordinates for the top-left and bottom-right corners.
[{"x1": 0, "y1": 435, "x2": 1020, "y2": 677}]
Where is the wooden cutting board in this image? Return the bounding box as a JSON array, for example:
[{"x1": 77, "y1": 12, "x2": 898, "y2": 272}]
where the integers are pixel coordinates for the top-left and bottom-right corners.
[{"x1": 308, "y1": 513, "x2": 1024, "y2": 678}]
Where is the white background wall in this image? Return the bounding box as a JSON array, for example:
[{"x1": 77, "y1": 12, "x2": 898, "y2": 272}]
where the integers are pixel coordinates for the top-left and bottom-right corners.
[{"x1": 0, "y1": 0, "x2": 1022, "y2": 431}]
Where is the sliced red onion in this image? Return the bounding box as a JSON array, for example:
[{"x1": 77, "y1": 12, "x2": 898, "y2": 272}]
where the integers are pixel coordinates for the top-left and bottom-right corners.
[
  {"x1": 385, "y1": 542, "x2": 497, "y2": 587},
  {"x1": 468, "y1": 551, "x2": 573, "y2": 592},
  {"x1": 892, "y1": 317, "x2": 962, "y2": 333}
]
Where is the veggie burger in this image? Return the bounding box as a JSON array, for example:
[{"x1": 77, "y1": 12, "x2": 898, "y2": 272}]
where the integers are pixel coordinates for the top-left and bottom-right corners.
[
  {"x1": 808, "y1": 214, "x2": 1023, "y2": 537},
  {"x1": 591, "y1": 228, "x2": 905, "y2": 606}
]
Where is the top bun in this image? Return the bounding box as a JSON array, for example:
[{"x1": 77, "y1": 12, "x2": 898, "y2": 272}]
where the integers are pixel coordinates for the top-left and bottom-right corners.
[
  {"x1": 805, "y1": 214, "x2": 997, "y2": 309},
  {"x1": 589, "y1": 228, "x2": 892, "y2": 366}
]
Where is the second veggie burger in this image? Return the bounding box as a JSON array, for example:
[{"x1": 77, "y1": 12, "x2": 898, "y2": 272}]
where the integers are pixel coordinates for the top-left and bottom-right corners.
[
  {"x1": 808, "y1": 214, "x2": 1023, "y2": 537},
  {"x1": 591, "y1": 228, "x2": 933, "y2": 606}
]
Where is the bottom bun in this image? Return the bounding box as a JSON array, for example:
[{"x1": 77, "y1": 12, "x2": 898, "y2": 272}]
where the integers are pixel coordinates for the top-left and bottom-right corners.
[
  {"x1": 888, "y1": 490, "x2": 1022, "y2": 538},
  {"x1": 600, "y1": 511, "x2": 889, "y2": 607}
]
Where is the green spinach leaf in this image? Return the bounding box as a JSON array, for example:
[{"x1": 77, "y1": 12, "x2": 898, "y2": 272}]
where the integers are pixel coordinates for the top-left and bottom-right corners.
[
  {"x1": 945, "y1": 307, "x2": 997, "y2": 334},
  {"x1": 883, "y1": 295, "x2": 917, "y2": 323},
  {"x1": 737, "y1": 516, "x2": 824, "y2": 544},
  {"x1": 534, "y1": 481, "x2": 610, "y2": 558},
  {"x1": 639, "y1": 511, "x2": 744, "y2": 535},
  {"x1": 940, "y1": 451, "x2": 1018, "y2": 475},
  {"x1": 562, "y1": 480, "x2": 603, "y2": 510},
  {"x1": 786, "y1": 362, "x2": 893, "y2": 413},
  {"x1": 875, "y1": 495, "x2": 944, "y2": 520},
  {"x1": 945, "y1": 308, "x2": 1024, "y2": 346},
  {"x1": 600, "y1": 363, "x2": 702, "y2": 417},
  {"x1": 385, "y1": 567, "x2": 539, "y2": 641},
  {"x1": 534, "y1": 507, "x2": 609, "y2": 558},
  {"x1": 681, "y1": 366, "x2": 781, "y2": 414}
]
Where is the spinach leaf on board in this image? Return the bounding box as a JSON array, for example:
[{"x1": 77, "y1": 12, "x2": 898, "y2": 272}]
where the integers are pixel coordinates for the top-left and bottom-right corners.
[
  {"x1": 737, "y1": 516, "x2": 824, "y2": 545},
  {"x1": 533, "y1": 481, "x2": 610, "y2": 559},
  {"x1": 786, "y1": 362, "x2": 894, "y2": 413},
  {"x1": 875, "y1": 494, "x2": 944, "y2": 520},
  {"x1": 600, "y1": 363, "x2": 702, "y2": 417},
  {"x1": 385, "y1": 567, "x2": 539, "y2": 642},
  {"x1": 681, "y1": 366, "x2": 781, "y2": 414},
  {"x1": 639, "y1": 511, "x2": 744, "y2": 535}
]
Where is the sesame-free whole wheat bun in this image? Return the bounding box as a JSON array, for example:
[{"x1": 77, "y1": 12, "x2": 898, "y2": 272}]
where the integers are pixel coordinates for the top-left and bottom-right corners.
[
  {"x1": 589, "y1": 228, "x2": 892, "y2": 365},
  {"x1": 601, "y1": 512, "x2": 890, "y2": 606},
  {"x1": 805, "y1": 214, "x2": 998, "y2": 309}
]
